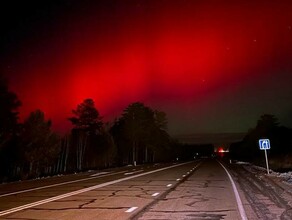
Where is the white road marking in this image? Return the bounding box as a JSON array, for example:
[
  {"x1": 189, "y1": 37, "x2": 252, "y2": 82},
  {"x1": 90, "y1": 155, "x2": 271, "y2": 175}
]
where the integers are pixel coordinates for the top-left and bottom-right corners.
[
  {"x1": 90, "y1": 171, "x2": 110, "y2": 177},
  {"x1": 167, "y1": 184, "x2": 172, "y2": 187},
  {"x1": 176, "y1": 178, "x2": 180, "y2": 181},
  {"x1": 0, "y1": 171, "x2": 127, "y2": 198},
  {"x1": 124, "y1": 170, "x2": 144, "y2": 175},
  {"x1": 152, "y1": 192, "x2": 159, "y2": 197},
  {"x1": 125, "y1": 207, "x2": 138, "y2": 213},
  {"x1": 182, "y1": 175, "x2": 186, "y2": 177},
  {"x1": 218, "y1": 161, "x2": 248, "y2": 220},
  {"x1": 0, "y1": 161, "x2": 193, "y2": 217}
]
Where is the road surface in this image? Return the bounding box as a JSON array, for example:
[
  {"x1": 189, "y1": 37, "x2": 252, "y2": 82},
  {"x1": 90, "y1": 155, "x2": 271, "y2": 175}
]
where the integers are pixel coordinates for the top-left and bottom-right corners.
[{"x1": 0, "y1": 159, "x2": 291, "y2": 219}]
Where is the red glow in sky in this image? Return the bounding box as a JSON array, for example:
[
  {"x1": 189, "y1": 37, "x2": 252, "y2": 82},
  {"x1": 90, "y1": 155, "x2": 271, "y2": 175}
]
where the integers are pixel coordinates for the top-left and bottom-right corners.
[{"x1": 2, "y1": 0, "x2": 292, "y2": 134}]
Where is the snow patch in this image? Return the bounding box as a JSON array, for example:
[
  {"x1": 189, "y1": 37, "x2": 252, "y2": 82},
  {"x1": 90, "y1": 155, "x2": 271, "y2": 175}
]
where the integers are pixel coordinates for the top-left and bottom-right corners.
[
  {"x1": 278, "y1": 172, "x2": 292, "y2": 184},
  {"x1": 235, "y1": 161, "x2": 292, "y2": 186}
]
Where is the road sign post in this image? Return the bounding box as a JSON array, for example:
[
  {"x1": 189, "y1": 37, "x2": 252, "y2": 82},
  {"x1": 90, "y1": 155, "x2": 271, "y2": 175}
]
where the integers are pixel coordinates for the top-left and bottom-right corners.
[{"x1": 259, "y1": 139, "x2": 271, "y2": 174}]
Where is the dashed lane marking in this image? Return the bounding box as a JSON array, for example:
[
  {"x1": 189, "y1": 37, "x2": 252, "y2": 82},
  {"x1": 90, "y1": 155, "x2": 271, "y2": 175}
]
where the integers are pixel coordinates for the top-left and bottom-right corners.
[
  {"x1": 152, "y1": 192, "x2": 159, "y2": 197},
  {"x1": 90, "y1": 171, "x2": 110, "y2": 177},
  {"x1": 166, "y1": 184, "x2": 172, "y2": 187},
  {"x1": 0, "y1": 161, "x2": 193, "y2": 217},
  {"x1": 124, "y1": 170, "x2": 144, "y2": 175},
  {"x1": 125, "y1": 207, "x2": 138, "y2": 213}
]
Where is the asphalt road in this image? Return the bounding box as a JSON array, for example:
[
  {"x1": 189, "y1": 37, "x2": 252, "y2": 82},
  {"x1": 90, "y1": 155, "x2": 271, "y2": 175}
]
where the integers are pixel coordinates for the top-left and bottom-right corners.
[{"x1": 0, "y1": 159, "x2": 290, "y2": 220}]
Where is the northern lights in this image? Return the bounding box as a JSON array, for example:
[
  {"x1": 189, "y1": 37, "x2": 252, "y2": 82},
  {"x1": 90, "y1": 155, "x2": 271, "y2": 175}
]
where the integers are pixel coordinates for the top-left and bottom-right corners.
[{"x1": 1, "y1": 0, "x2": 292, "y2": 134}]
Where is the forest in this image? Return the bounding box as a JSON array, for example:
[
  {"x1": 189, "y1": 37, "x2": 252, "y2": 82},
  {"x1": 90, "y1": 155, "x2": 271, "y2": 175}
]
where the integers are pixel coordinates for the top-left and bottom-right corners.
[
  {"x1": 229, "y1": 114, "x2": 292, "y2": 171},
  {"x1": 2, "y1": 74, "x2": 291, "y2": 182},
  {"x1": 0, "y1": 76, "x2": 188, "y2": 182}
]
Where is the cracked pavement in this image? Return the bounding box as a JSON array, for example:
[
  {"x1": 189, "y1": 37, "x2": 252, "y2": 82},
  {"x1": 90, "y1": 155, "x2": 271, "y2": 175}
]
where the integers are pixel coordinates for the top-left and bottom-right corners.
[{"x1": 0, "y1": 159, "x2": 291, "y2": 219}]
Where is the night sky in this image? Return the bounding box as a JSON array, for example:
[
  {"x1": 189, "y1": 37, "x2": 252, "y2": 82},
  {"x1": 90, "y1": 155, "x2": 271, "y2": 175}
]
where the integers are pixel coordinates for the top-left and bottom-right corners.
[{"x1": 1, "y1": 0, "x2": 292, "y2": 135}]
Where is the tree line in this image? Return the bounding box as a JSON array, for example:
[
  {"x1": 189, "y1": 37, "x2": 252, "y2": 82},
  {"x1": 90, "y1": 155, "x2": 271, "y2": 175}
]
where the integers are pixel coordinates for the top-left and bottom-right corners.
[
  {"x1": 229, "y1": 114, "x2": 292, "y2": 171},
  {"x1": 0, "y1": 76, "x2": 183, "y2": 182}
]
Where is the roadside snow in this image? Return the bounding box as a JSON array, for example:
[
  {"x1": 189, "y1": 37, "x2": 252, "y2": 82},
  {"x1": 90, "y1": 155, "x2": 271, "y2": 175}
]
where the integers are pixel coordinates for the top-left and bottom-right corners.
[
  {"x1": 277, "y1": 172, "x2": 292, "y2": 184},
  {"x1": 235, "y1": 160, "x2": 292, "y2": 185}
]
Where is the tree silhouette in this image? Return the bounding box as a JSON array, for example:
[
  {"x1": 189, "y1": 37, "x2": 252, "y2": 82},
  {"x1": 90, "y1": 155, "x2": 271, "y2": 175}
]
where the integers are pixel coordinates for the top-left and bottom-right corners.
[
  {"x1": 69, "y1": 98, "x2": 103, "y2": 133},
  {"x1": 154, "y1": 110, "x2": 168, "y2": 130},
  {"x1": 121, "y1": 102, "x2": 155, "y2": 164},
  {"x1": 148, "y1": 110, "x2": 170, "y2": 162},
  {"x1": 113, "y1": 102, "x2": 170, "y2": 164},
  {"x1": 230, "y1": 114, "x2": 292, "y2": 168},
  {"x1": 0, "y1": 75, "x2": 21, "y2": 149},
  {"x1": 69, "y1": 98, "x2": 103, "y2": 170},
  {"x1": 256, "y1": 114, "x2": 279, "y2": 130},
  {"x1": 21, "y1": 110, "x2": 60, "y2": 177}
]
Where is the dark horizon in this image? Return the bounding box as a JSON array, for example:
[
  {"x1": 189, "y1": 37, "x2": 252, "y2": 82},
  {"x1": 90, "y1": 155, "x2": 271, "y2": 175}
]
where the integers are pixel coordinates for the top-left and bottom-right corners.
[{"x1": 172, "y1": 132, "x2": 246, "y2": 145}]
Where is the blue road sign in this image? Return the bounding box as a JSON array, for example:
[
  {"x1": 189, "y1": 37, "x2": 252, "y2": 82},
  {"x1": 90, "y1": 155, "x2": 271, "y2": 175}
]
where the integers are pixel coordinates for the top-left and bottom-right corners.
[{"x1": 259, "y1": 139, "x2": 271, "y2": 150}]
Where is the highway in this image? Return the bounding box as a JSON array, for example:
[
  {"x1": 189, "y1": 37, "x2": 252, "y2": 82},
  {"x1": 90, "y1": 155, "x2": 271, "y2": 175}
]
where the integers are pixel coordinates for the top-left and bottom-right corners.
[{"x1": 0, "y1": 159, "x2": 290, "y2": 219}]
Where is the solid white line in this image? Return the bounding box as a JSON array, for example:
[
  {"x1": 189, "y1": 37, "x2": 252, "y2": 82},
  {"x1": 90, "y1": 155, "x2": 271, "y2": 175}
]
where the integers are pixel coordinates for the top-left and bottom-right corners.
[
  {"x1": 0, "y1": 171, "x2": 127, "y2": 198},
  {"x1": 218, "y1": 161, "x2": 248, "y2": 220},
  {"x1": 0, "y1": 161, "x2": 193, "y2": 217},
  {"x1": 125, "y1": 206, "x2": 138, "y2": 213},
  {"x1": 166, "y1": 184, "x2": 172, "y2": 187},
  {"x1": 152, "y1": 192, "x2": 159, "y2": 197}
]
